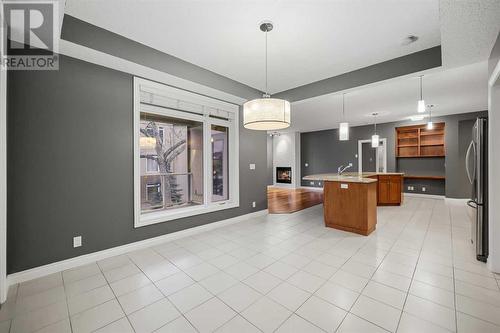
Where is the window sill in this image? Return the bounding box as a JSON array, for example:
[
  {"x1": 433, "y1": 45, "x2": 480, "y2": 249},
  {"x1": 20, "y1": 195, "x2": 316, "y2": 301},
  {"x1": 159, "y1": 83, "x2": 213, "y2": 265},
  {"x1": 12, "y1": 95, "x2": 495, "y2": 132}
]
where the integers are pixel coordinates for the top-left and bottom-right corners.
[{"x1": 134, "y1": 200, "x2": 240, "y2": 228}]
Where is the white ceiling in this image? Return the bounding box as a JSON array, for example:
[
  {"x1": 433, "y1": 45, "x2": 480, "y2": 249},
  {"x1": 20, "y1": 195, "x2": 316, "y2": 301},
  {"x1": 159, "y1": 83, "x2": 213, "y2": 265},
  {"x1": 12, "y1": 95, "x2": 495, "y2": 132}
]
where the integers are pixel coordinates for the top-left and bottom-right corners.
[
  {"x1": 65, "y1": 0, "x2": 441, "y2": 94},
  {"x1": 440, "y1": 0, "x2": 500, "y2": 68},
  {"x1": 288, "y1": 61, "x2": 489, "y2": 133}
]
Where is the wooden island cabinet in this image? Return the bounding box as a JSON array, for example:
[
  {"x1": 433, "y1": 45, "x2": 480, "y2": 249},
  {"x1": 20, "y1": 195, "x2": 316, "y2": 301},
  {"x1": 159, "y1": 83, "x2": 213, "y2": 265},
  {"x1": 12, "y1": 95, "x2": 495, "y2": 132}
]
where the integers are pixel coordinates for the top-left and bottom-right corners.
[
  {"x1": 303, "y1": 172, "x2": 404, "y2": 236},
  {"x1": 367, "y1": 174, "x2": 404, "y2": 206},
  {"x1": 323, "y1": 180, "x2": 377, "y2": 236}
]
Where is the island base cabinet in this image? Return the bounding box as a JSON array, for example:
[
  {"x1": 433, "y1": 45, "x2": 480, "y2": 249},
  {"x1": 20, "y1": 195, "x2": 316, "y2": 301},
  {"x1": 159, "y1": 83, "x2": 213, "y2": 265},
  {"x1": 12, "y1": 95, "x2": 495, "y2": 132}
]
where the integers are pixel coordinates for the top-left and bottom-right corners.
[
  {"x1": 368, "y1": 174, "x2": 403, "y2": 206},
  {"x1": 323, "y1": 181, "x2": 377, "y2": 236}
]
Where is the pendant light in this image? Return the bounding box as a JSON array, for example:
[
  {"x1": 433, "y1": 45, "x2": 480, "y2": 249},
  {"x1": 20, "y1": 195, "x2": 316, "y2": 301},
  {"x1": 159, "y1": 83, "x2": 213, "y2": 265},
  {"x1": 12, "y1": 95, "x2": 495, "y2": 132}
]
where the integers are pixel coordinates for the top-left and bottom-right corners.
[
  {"x1": 243, "y1": 22, "x2": 291, "y2": 130},
  {"x1": 417, "y1": 76, "x2": 426, "y2": 113},
  {"x1": 371, "y1": 113, "x2": 379, "y2": 148},
  {"x1": 427, "y1": 104, "x2": 434, "y2": 129},
  {"x1": 339, "y1": 93, "x2": 349, "y2": 141}
]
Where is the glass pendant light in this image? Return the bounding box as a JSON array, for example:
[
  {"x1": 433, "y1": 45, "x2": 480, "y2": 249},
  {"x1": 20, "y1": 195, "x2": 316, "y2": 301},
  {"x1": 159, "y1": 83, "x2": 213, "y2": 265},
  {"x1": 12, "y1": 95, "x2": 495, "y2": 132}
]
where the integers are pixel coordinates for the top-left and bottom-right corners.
[
  {"x1": 417, "y1": 76, "x2": 426, "y2": 113},
  {"x1": 371, "y1": 113, "x2": 379, "y2": 148},
  {"x1": 427, "y1": 104, "x2": 434, "y2": 129},
  {"x1": 339, "y1": 93, "x2": 349, "y2": 141},
  {"x1": 243, "y1": 22, "x2": 291, "y2": 130}
]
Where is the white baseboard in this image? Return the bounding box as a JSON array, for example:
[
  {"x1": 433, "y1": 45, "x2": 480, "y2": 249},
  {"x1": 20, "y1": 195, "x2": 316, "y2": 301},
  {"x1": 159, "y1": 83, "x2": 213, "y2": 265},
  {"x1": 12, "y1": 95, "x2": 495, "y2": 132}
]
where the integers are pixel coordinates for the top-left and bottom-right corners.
[
  {"x1": 7, "y1": 209, "x2": 268, "y2": 286},
  {"x1": 444, "y1": 198, "x2": 469, "y2": 204},
  {"x1": 404, "y1": 193, "x2": 445, "y2": 199}
]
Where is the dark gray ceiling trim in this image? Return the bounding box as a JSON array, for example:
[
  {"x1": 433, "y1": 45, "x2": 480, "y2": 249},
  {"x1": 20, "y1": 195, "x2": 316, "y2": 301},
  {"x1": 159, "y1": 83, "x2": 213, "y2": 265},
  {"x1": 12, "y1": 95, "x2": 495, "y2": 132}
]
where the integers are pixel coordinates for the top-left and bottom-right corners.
[
  {"x1": 61, "y1": 15, "x2": 262, "y2": 100},
  {"x1": 273, "y1": 46, "x2": 442, "y2": 102}
]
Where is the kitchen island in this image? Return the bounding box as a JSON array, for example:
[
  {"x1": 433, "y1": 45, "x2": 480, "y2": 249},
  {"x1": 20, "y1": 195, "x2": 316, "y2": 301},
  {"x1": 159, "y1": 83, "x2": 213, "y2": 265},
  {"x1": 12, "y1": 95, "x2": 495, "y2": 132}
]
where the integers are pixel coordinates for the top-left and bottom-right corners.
[{"x1": 303, "y1": 173, "x2": 404, "y2": 236}]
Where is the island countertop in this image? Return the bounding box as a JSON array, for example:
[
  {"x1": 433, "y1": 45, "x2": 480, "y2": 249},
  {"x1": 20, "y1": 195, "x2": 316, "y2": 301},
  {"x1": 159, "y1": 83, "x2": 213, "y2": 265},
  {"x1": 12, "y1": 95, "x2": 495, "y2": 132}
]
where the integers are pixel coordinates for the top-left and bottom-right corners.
[{"x1": 303, "y1": 172, "x2": 405, "y2": 184}]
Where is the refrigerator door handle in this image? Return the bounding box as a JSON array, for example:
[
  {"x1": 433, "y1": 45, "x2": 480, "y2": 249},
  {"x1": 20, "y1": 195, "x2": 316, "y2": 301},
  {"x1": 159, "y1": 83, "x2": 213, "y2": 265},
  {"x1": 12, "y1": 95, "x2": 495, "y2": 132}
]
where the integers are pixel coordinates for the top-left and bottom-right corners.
[{"x1": 465, "y1": 141, "x2": 476, "y2": 184}]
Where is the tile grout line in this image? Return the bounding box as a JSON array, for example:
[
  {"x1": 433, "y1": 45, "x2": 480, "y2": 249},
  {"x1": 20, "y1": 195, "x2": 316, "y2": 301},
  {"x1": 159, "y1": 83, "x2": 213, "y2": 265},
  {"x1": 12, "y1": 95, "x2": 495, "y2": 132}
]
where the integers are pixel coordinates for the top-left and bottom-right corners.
[
  {"x1": 276, "y1": 198, "x2": 422, "y2": 333},
  {"x1": 338, "y1": 198, "x2": 424, "y2": 333},
  {"x1": 94, "y1": 261, "x2": 137, "y2": 333},
  {"x1": 448, "y1": 203, "x2": 459, "y2": 333},
  {"x1": 394, "y1": 198, "x2": 437, "y2": 332},
  {"x1": 62, "y1": 273, "x2": 74, "y2": 333}
]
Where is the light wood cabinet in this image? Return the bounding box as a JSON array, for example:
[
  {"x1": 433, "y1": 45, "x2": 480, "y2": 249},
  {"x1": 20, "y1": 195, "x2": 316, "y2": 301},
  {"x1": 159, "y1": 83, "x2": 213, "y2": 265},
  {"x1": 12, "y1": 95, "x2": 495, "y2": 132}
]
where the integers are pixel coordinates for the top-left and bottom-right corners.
[
  {"x1": 368, "y1": 174, "x2": 403, "y2": 206},
  {"x1": 323, "y1": 181, "x2": 377, "y2": 236}
]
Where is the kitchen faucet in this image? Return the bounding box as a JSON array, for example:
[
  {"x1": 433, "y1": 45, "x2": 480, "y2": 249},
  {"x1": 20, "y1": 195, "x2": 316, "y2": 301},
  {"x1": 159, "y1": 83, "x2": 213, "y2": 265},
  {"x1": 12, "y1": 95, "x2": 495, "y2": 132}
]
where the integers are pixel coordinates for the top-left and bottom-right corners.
[{"x1": 337, "y1": 163, "x2": 353, "y2": 175}]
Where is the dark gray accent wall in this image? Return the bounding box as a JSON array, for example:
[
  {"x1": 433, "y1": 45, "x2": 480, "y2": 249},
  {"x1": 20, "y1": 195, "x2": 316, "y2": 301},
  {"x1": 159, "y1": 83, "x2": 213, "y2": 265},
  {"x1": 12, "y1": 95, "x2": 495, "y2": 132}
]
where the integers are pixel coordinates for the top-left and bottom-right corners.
[
  {"x1": 274, "y1": 46, "x2": 442, "y2": 102},
  {"x1": 7, "y1": 55, "x2": 268, "y2": 274},
  {"x1": 300, "y1": 111, "x2": 487, "y2": 198},
  {"x1": 61, "y1": 15, "x2": 262, "y2": 101}
]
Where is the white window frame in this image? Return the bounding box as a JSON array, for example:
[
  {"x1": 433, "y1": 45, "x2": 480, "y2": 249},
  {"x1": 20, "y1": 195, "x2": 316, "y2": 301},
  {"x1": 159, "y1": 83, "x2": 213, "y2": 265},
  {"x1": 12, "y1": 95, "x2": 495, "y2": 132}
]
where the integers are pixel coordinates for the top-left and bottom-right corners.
[{"x1": 134, "y1": 78, "x2": 240, "y2": 227}]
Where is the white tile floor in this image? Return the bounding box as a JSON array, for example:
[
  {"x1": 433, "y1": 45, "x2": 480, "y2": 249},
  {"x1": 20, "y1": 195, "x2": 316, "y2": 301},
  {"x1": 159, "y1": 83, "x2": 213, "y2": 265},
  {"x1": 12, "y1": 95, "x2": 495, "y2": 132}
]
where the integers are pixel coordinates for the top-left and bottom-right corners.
[{"x1": 1, "y1": 197, "x2": 500, "y2": 332}]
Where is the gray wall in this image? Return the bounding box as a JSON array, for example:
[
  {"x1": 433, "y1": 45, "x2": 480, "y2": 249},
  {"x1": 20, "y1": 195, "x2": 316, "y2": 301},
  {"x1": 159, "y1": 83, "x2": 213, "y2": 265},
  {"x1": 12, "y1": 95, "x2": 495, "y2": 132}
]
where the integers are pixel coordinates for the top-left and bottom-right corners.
[
  {"x1": 7, "y1": 55, "x2": 268, "y2": 274},
  {"x1": 300, "y1": 111, "x2": 487, "y2": 198}
]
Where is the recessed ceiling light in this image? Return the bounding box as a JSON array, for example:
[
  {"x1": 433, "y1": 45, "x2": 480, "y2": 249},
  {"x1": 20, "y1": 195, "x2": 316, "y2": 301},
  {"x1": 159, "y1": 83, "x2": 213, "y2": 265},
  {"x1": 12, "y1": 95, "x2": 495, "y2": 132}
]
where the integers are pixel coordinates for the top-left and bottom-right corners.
[{"x1": 403, "y1": 35, "x2": 419, "y2": 45}]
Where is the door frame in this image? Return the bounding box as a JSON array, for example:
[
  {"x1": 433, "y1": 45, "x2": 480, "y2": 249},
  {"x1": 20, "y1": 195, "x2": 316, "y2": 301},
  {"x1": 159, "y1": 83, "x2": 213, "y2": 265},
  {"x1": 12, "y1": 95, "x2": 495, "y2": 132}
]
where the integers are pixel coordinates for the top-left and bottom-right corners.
[
  {"x1": 358, "y1": 138, "x2": 387, "y2": 173},
  {"x1": 488, "y1": 57, "x2": 500, "y2": 273},
  {"x1": 0, "y1": 43, "x2": 7, "y2": 303}
]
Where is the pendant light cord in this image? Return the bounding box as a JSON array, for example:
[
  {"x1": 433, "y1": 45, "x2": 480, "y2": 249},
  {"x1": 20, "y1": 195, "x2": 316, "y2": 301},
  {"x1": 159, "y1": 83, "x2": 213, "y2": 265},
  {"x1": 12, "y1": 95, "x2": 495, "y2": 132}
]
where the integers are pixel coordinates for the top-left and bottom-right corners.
[
  {"x1": 342, "y1": 94, "x2": 345, "y2": 120},
  {"x1": 420, "y1": 76, "x2": 423, "y2": 100},
  {"x1": 265, "y1": 30, "x2": 268, "y2": 96},
  {"x1": 374, "y1": 113, "x2": 377, "y2": 134}
]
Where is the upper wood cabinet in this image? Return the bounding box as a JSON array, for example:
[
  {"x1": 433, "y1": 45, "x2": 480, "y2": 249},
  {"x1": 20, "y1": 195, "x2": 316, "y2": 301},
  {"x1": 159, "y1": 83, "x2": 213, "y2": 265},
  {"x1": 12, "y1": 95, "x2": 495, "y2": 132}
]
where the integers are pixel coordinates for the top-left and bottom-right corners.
[{"x1": 396, "y1": 123, "x2": 445, "y2": 157}]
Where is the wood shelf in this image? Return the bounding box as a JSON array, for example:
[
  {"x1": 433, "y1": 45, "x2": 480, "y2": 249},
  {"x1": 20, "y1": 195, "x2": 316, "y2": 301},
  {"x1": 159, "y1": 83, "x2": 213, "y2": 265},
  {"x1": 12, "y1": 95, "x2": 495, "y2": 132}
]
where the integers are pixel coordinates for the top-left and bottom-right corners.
[
  {"x1": 420, "y1": 132, "x2": 444, "y2": 136},
  {"x1": 420, "y1": 143, "x2": 444, "y2": 146},
  {"x1": 396, "y1": 123, "x2": 445, "y2": 158}
]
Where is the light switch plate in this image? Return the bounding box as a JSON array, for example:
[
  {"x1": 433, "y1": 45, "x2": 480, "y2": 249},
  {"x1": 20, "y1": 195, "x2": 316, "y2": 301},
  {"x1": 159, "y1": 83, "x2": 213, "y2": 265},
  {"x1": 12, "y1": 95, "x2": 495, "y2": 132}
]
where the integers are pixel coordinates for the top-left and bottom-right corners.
[
  {"x1": 73, "y1": 236, "x2": 82, "y2": 248},
  {"x1": 249, "y1": 163, "x2": 256, "y2": 170},
  {"x1": 252, "y1": 201, "x2": 256, "y2": 208}
]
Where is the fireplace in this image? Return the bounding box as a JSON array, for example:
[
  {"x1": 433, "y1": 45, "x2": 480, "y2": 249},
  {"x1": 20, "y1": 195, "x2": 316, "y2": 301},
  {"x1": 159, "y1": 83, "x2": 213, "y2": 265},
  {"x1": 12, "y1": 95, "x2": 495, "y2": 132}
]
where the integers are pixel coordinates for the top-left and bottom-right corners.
[{"x1": 276, "y1": 167, "x2": 292, "y2": 184}]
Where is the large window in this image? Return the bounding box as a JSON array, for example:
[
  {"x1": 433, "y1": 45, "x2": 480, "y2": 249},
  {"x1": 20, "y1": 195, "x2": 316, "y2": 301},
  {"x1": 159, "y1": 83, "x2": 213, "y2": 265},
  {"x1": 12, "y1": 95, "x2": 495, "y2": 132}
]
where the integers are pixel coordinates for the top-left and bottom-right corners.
[
  {"x1": 211, "y1": 125, "x2": 229, "y2": 202},
  {"x1": 134, "y1": 78, "x2": 239, "y2": 227},
  {"x1": 140, "y1": 114, "x2": 204, "y2": 212}
]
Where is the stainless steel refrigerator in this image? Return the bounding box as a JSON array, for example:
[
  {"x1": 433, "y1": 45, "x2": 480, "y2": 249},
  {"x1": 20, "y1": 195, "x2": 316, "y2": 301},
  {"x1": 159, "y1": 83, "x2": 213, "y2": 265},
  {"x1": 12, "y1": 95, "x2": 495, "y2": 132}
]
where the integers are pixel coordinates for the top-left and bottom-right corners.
[{"x1": 466, "y1": 117, "x2": 488, "y2": 262}]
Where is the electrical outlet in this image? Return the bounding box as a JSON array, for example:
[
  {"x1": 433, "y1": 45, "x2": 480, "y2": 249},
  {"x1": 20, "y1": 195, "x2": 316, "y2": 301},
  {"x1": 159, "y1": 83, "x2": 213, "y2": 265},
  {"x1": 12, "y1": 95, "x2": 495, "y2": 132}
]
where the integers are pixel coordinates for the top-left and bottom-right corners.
[
  {"x1": 310, "y1": 181, "x2": 314, "y2": 185},
  {"x1": 252, "y1": 201, "x2": 256, "y2": 208},
  {"x1": 407, "y1": 186, "x2": 414, "y2": 191},
  {"x1": 305, "y1": 163, "x2": 309, "y2": 167},
  {"x1": 249, "y1": 163, "x2": 256, "y2": 170},
  {"x1": 73, "y1": 236, "x2": 82, "y2": 248},
  {"x1": 422, "y1": 187, "x2": 427, "y2": 192}
]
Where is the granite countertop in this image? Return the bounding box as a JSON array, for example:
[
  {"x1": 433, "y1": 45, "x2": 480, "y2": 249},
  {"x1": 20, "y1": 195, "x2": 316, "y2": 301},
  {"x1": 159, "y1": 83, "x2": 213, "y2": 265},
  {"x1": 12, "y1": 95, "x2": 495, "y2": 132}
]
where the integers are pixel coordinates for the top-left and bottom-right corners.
[{"x1": 302, "y1": 172, "x2": 404, "y2": 184}]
